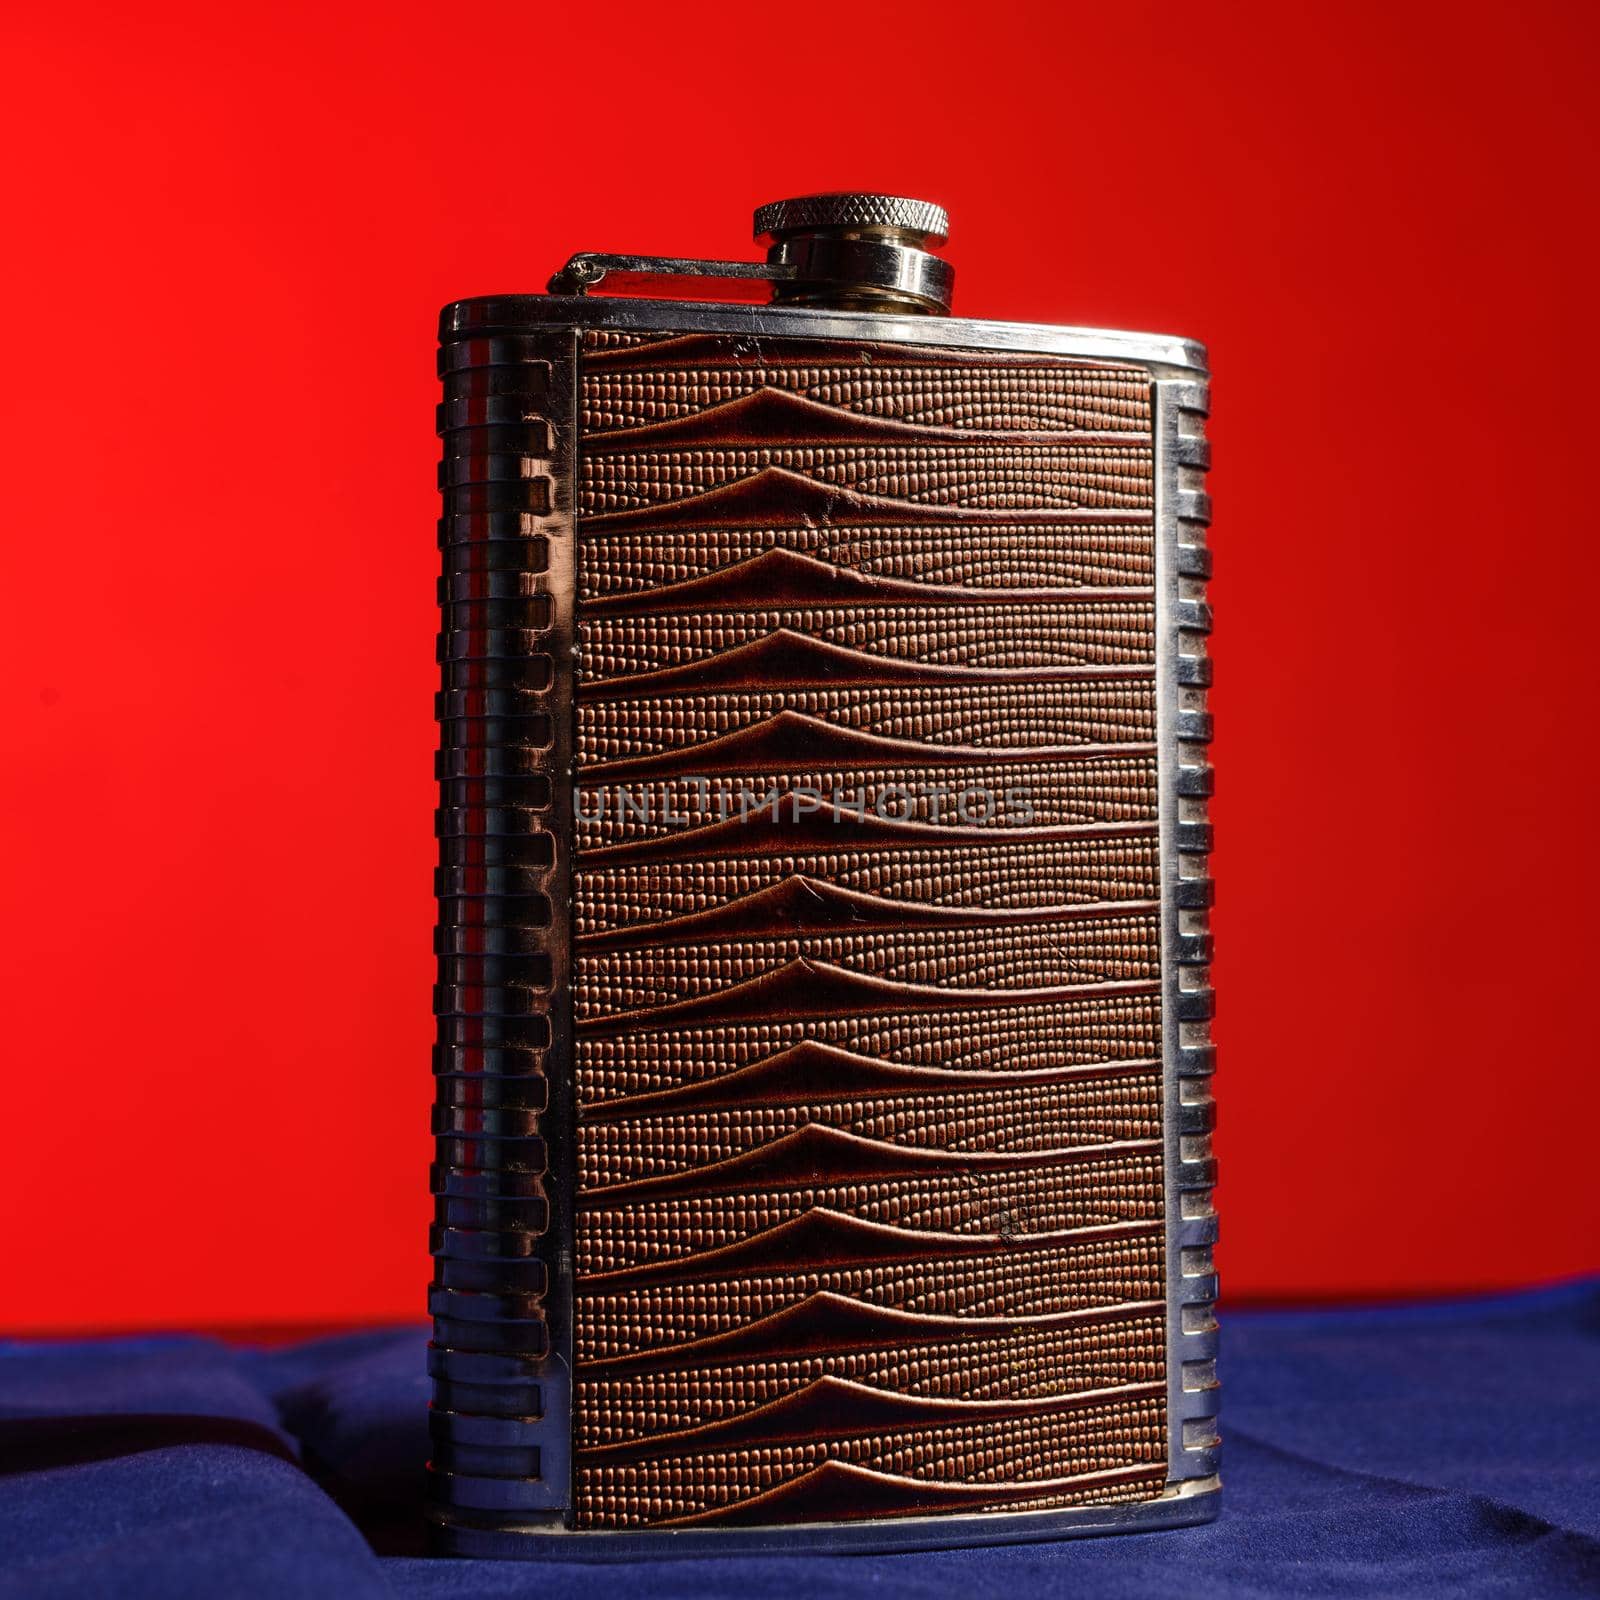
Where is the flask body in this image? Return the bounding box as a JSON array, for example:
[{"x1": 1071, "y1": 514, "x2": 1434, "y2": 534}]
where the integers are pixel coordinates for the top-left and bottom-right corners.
[{"x1": 431, "y1": 292, "x2": 1216, "y2": 1554}]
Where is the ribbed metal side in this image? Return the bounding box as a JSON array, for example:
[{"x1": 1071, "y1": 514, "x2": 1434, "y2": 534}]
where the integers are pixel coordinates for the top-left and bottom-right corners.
[
  {"x1": 1156, "y1": 377, "x2": 1219, "y2": 1479},
  {"x1": 427, "y1": 328, "x2": 577, "y2": 1527}
]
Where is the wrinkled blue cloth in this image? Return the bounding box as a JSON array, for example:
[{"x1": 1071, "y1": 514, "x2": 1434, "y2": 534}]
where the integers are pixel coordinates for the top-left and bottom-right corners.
[{"x1": 2, "y1": 1282, "x2": 1597, "y2": 1597}]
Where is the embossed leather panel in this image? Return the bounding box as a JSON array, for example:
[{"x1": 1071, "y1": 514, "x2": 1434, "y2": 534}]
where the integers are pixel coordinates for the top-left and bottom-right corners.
[{"x1": 571, "y1": 333, "x2": 1165, "y2": 1528}]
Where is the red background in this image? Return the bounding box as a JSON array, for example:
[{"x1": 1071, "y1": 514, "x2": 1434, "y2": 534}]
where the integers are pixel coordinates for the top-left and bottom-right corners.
[{"x1": 3, "y1": 1, "x2": 1597, "y2": 1332}]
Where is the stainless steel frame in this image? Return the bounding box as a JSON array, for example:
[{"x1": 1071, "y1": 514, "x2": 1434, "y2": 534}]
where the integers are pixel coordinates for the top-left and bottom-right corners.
[{"x1": 433, "y1": 292, "x2": 1216, "y2": 1556}]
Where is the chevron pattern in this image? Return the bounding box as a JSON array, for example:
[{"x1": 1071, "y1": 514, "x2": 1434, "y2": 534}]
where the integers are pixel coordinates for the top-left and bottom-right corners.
[{"x1": 571, "y1": 333, "x2": 1167, "y2": 1529}]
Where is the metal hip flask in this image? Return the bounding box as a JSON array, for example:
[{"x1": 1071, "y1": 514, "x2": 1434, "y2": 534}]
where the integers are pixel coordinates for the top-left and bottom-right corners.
[{"x1": 429, "y1": 194, "x2": 1217, "y2": 1555}]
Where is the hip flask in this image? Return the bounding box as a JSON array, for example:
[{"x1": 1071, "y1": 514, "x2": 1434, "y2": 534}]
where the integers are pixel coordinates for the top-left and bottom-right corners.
[{"x1": 429, "y1": 193, "x2": 1217, "y2": 1555}]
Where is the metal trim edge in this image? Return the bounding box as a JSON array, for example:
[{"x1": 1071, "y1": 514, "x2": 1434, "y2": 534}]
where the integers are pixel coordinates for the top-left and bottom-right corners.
[
  {"x1": 432, "y1": 1476, "x2": 1220, "y2": 1560},
  {"x1": 441, "y1": 294, "x2": 1207, "y2": 375}
]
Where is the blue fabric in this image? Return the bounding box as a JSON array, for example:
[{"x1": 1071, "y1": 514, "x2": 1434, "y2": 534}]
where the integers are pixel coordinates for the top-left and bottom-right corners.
[{"x1": 2, "y1": 1282, "x2": 1597, "y2": 1598}]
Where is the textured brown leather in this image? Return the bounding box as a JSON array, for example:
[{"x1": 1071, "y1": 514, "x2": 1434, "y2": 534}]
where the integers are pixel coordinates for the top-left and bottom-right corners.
[{"x1": 571, "y1": 332, "x2": 1164, "y2": 1529}]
